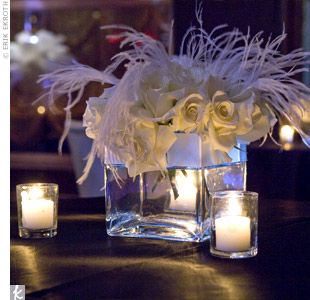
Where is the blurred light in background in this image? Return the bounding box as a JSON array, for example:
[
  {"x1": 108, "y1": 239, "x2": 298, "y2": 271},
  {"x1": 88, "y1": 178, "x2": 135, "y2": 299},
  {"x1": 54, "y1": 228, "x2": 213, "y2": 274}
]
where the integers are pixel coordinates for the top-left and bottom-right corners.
[
  {"x1": 36, "y1": 106, "x2": 46, "y2": 115},
  {"x1": 29, "y1": 35, "x2": 39, "y2": 44},
  {"x1": 280, "y1": 125, "x2": 295, "y2": 150}
]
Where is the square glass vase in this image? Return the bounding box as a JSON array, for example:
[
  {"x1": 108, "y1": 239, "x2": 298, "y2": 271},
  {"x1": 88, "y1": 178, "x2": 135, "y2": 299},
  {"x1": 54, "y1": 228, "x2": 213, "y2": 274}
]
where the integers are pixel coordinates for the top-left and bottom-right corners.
[
  {"x1": 104, "y1": 134, "x2": 246, "y2": 243},
  {"x1": 105, "y1": 165, "x2": 210, "y2": 242}
]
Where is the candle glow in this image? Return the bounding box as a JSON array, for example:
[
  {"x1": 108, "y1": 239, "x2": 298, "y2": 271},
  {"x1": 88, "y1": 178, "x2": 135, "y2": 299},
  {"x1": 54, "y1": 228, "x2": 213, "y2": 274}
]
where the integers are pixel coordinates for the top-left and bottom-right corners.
[
  {"x1": 21, "y1": 186, "x2": 54, "y2": 230},
  {"x1": 215, "y1": 195, "x2": 251, "y2": 252},
  {"x1": 169, "y1": 171, "x2": 197, "y2": 211},
  {"x1": 279, "y1": 125, "x2": 295, "y2": 144}
]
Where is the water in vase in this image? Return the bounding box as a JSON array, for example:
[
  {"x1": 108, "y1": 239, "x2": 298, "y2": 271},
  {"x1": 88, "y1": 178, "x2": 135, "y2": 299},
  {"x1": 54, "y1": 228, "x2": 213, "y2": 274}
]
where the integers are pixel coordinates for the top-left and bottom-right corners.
[{"x1": 105, "y1": 166, "x2": 210, "y2": 242}]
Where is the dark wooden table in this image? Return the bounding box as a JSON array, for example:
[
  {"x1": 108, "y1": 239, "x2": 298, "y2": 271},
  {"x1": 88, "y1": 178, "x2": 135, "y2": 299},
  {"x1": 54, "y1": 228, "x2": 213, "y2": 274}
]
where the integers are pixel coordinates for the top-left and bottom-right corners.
[{"x1": 11, "y1": 197, "x2": 310, "y2": 300}]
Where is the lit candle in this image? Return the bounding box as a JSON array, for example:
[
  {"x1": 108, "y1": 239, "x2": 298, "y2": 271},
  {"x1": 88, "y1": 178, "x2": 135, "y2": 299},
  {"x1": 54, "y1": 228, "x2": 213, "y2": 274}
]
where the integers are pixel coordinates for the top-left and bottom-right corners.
[
  {"x1": 215, "y1": 216, "x2": 250, "y2": 251},
  {"x1": 21, "y1": 188, "x2": 54, "y2": 230},
  {"x1": 215, "y1": 197, "x2": 251, "y2": 252},
  {"x1": 169, "y1": 171, "x2": 197, "y2": 211},
  {"x1": 279, "y1": 125, "x2": 294, "y2": 144}
]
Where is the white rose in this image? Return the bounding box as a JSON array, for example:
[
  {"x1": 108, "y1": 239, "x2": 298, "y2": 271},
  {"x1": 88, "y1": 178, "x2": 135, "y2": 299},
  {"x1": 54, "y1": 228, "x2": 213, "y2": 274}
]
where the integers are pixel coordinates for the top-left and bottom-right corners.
[
  {"x1": 171, "y1": 93, "x2": 206, "y2": 133},
  {"x1": 143, "y1": 87, "x2": 186, "y2": 119},
  {"x1": 83, "y1": 86, "x2": 116, "y2": 139},
  {"x1": 83, "y1": 97, "x2": 106, "y2": 139},
  {"x1": 205, "y1": 90, "x2": 242, "y2": 153},
  {"x1": 112, "y1": 121, "x2": 176, "y2": 177},
  {"x1": 203, "y1": 76, "x2": 277, "y2": 153},
  {"x1": 237, "y1": 102, "x2": 277, "y2": 144}
]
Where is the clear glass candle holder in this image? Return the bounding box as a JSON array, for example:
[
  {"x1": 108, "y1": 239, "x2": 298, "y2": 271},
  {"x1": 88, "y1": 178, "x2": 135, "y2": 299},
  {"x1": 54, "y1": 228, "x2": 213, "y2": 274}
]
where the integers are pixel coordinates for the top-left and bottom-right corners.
[
  {"x1": 205, "y1": 161, "x2": 247, "y2": 193},
  {"x1": 210, "y1": 191, "x2": 258, "y2": 259},
  {"x1": 16, "y1": 183, "x2": 59, "y2": 238}
]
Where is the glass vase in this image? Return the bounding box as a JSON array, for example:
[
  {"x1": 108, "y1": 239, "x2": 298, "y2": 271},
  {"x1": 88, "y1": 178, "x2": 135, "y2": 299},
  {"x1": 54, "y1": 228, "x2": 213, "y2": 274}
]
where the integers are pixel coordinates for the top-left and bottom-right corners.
[
  {"x1": 205, "y1": 161, "x2": 247, "y2": 193},
  {"x1": 105, "y1": 134, "x2": 247, "y2": 242},
  {"x1": 105, "y1": 165, "x2": 209, "y2": 242}
]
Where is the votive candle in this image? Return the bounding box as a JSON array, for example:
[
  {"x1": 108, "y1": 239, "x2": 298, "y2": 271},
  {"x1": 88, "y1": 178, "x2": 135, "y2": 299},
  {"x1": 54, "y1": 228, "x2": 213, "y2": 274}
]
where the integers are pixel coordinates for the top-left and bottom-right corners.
[
  {"x1": 210, "y1": 191, "x2": 258, "y2": 259},
  {"x1": 16, "y1": 183, "x2": 59, "y2": 238}
]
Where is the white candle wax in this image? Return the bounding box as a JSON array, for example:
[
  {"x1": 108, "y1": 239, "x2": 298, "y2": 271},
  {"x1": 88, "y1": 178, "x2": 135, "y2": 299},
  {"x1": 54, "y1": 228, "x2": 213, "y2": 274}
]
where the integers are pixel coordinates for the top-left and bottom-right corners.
[
  {"x1": 169, "y1": 173, "x2": 197, "y2": 211},
  {"x1": 22, "y1": 199, "x2": 54, "y2": 229},
  {"x1": 215, "y1": 216, "x2": 251, "y2": 252}
]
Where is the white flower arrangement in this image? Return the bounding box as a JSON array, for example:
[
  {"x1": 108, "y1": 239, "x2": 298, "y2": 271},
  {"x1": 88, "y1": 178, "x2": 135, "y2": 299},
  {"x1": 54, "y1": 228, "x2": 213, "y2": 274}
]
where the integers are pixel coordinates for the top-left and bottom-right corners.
[
  {"x1": 37, "y1": 8, "x2": 310, "y2": 183},
  {"x1": 11, "y1": 29, "x2": 70, "y2": 68}
]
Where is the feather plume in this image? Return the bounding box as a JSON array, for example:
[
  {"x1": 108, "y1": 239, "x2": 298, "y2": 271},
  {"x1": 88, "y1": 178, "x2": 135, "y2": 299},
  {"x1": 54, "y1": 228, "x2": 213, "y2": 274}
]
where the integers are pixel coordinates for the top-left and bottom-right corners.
[{"x1": 37, "y1": 8, "x2": 310, "y2": 184}]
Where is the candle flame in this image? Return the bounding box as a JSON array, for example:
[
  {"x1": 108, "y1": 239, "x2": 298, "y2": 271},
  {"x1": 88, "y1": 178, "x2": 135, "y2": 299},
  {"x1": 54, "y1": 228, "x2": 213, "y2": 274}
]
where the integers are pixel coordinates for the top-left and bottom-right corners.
[
  {"x1": 227, "y1": 196, "x2": 242, "y2": 216},
  {"x1": 279, "y1": 125, "x2": 294, "y2": 143},
  {"x1": 22, "y1": 186, "x2": 45, "y2": 201}
]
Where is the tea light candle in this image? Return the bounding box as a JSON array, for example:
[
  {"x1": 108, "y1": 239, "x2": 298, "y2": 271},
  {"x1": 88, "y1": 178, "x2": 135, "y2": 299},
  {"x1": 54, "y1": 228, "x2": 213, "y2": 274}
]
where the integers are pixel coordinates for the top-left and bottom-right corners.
[
  {"x1": 215, "y1": 197, "x2": 251, "y2": 252},
  {"x1": 22, "y1": 199, "x2": 54, "y2": 229},
  {"x1": 21, "y1": 188, "x2": 54, "y2": 229},
  {"x1": 210, "y1": 191, "x2": 258, "y2": 258},
  {"x1": 215, "y1": 216, "x2": 250, "y2": 251}
]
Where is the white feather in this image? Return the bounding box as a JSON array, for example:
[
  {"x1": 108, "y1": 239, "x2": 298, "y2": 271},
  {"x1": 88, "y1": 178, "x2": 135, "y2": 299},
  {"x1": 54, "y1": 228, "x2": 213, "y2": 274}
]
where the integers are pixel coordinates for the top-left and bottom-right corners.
[{"x1": 37, "y1": 8, "x2": 310, "y2": 184}]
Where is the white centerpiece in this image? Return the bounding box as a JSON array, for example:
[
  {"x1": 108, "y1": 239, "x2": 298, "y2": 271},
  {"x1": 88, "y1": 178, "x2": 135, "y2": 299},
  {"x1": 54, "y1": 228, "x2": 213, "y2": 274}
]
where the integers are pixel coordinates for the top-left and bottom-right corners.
[
  {"x1": 36, "y1": 8, "x2": 310, "y2": 182},
  {"x1": 35, "y1": 6, "x2": 310, "y2": 242}
]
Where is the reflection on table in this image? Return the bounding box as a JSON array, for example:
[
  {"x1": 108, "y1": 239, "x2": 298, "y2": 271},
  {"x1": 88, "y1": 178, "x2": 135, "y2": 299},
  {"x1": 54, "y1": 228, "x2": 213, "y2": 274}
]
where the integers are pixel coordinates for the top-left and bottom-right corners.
[{"x1": 10, "y1": 196, "x2": 310, "y2": 299}]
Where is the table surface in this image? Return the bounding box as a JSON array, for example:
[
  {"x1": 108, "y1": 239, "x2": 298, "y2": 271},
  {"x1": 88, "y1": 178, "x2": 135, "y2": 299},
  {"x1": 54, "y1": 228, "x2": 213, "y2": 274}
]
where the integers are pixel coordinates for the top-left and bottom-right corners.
[{"x1": 11, "y1": 197, "x2": 310, "y2": 300}]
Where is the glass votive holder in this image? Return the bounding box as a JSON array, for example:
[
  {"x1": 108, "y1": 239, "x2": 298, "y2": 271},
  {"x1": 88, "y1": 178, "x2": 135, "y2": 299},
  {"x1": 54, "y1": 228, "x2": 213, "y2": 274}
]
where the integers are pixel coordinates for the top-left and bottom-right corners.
[
  {"x1": 16, "y1": 183, "x2": 59, "y2": 238},
  {"x1": 210, "y1": 190, "x2": 258, "y2": 259},
  {"x1": 205, "y1": 161, "x2": 247, "y2": 193}
]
